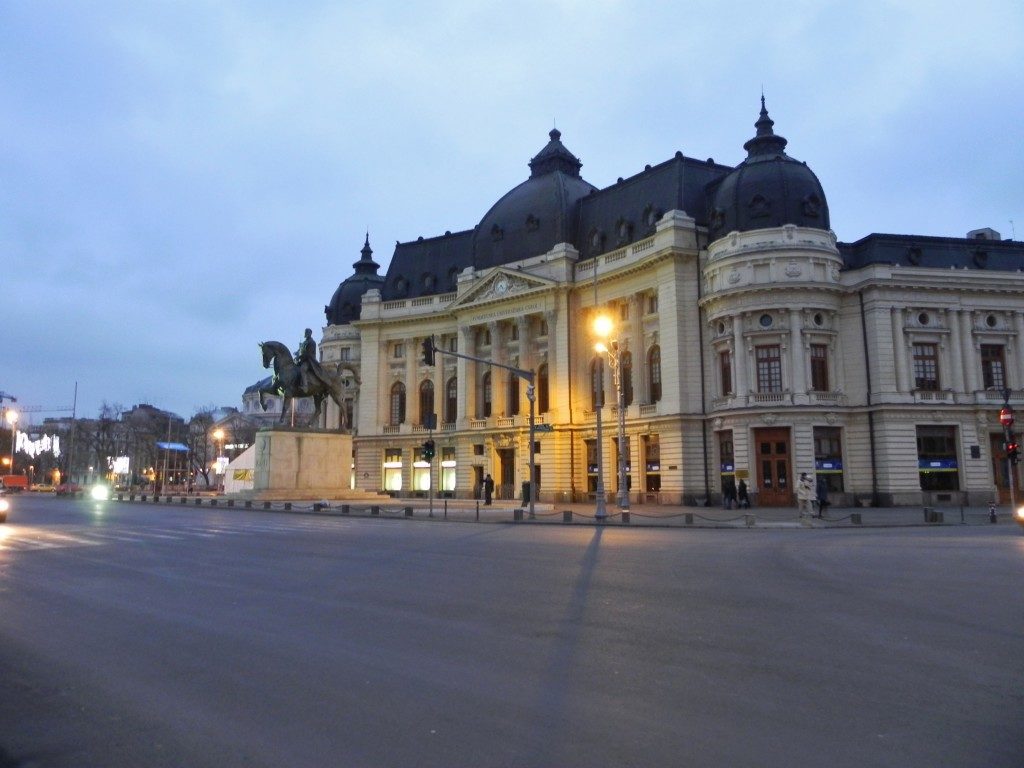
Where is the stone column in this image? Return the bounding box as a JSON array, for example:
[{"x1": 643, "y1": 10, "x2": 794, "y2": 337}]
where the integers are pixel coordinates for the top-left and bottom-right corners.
[
  {"x1": 790, "y1": 308, "x2": 807, "y2": 401},
  {"x1": 960, "y1": 310, "x2": 979, "y2": 393},
  {"x1": 1014, "y1": 311, "x2": 1024, "y2": 389},
  {"x1": 891, "y1": 307, "x2": 910, "y2": 392},
  {"x1": 948, "y1": 309, "x2": 965, "y2": 394},
  {"x1": 732, "y1": 314, "x2": 747, "y2": 402},
  {"x1": 458, "y1": 326, "x2": 476, "y2": 421},
  {"x1": 489, "y1": 321, "x2": 502, "y2": 418}
]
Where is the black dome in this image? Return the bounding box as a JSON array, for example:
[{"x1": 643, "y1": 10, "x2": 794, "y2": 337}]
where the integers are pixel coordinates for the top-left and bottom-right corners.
[
  {"x1": 708, "y1": 99, "x2": 830, "y2": 241},
  {"x1": 325, "y1": 235, "x2": 385, "y2": 325},
  {"x1": 471, "y1": 129, "x2": 597, "y2": 270}
]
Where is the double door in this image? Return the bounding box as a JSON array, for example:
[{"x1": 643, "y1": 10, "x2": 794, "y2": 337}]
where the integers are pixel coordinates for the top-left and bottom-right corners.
[{"x1": 755, "y1": 428, "x2": 793, "y2": 506}]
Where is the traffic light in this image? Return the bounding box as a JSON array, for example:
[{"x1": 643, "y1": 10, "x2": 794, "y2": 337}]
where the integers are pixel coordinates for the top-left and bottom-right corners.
[
  {"x1": 1007, "y1": 440, "x2": 1019, "y2": 465},
  {"x1": 421, "y1": 336, "x2": 435, "y2": 366},
  {"x1": 422, "y1": 439, "x2": 435, "y2": 461}
]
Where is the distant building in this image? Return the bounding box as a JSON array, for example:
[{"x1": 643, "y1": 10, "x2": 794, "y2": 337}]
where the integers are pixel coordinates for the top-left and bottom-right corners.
[{"x1": 313, "y1": 99, "x2": 1023, "y2": 507}]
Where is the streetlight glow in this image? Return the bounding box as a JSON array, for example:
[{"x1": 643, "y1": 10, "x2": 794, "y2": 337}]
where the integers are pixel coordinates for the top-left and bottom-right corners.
[{"x1": 594, "y1": 314, "x2": 613, "y2": 339}]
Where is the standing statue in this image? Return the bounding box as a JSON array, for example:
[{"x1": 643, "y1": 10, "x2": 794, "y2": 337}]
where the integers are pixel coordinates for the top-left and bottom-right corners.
[{"x1": 257, "y1": 332, "x2": 360, "y2": 429}]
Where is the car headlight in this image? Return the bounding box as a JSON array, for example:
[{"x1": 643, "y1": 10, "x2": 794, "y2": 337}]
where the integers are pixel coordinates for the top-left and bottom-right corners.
[
  {"x1": 90, "y1": 485, "x2": 110, "y2": 501},
  {"x1": 1015, "y1": 505, "x2": 1024, "y2": 522},
  {"x1": 0, "y1": 498, "x2": 9, "y2": 513}
]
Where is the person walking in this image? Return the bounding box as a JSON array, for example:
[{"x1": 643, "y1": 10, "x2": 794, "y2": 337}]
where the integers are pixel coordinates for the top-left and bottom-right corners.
[
  {"x1": 483, "y1": 473, "x2": 494, "y2": 505},
  {"x1": 815, "y1": 476, "x2": 830, "y2": 519},
  {"x1": 737, "y1": 479, "x2": 750, "y2": 509},
  {"x1": 722, "y1": 478, "x2": 737, "y2": 509},
  {"x1": 797, "y1": 472, "x2": 815, "y2": 522}
]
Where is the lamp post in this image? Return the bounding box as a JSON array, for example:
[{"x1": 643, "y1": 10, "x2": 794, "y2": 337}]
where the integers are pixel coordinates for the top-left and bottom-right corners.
[
  {"x1": 597, "y1": 339, "x2": 629, "y2": 511},
  {"x1": 593, "y1": 314, "x2": 613, "y2": 521},
  {"x1": 5, "y1": 409, "x2": 18, "y2": 474}
]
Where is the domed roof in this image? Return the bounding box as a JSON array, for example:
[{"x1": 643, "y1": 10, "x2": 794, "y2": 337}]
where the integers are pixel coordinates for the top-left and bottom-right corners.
[
  {"x1": 708, "y1": 98, "x2": 830, "y2": 242},
  {"x1": 471, "y1": 129, "x2": 597, "y2": 270},
  {"x1": 325, "y1": 234, "x2": 385, "y2": 325}
]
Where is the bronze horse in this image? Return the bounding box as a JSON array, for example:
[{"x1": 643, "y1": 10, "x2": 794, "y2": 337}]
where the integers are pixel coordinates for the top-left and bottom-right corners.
[{"x1": 258, "y1": 340, "x2": 354, "y2": 429}]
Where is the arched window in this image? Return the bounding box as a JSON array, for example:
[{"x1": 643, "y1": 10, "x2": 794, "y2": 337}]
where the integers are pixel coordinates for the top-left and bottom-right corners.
[
  {"x1": 590, "y1": 357, "x2": 605, "y2": 410},
  {"x1": 621, "y1": 351, "x2": 634, "y2": 407},
  {"x1": 390, "y1": 382, "x2": 406, "y2": 425},
  {"x1": 508, "y1": 375, "x2": 520, "y2": 416},
  {"x1": 480, "y1": 371, "x2": 492, "y2": 418},
  {"x1": 445, "y1": 377, "x2": 458, "y2": 424},
  {"x1": 537, "y1": 364, "x2": 549, "y2": 414},
  {"x1": 419, "y1": 380, "x2": 434, "y2": 425},
  {"x1": 648, "y1": 345, "x2": 661, "y2": 403}
]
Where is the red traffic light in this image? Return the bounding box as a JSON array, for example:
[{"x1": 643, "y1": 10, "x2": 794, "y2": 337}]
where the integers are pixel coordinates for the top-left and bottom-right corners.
[{"x1": 999, "y1": 407, "x2": 1014, "y2": 428}]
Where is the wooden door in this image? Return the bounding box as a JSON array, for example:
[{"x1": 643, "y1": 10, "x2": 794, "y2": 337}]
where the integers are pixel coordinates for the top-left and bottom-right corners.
[{"x1": 755, "y1": 428, "x2": 792, "y2": 506}]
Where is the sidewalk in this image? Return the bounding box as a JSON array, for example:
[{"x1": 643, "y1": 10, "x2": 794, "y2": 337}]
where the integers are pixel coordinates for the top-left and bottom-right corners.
[{"x1": 122, "y1": 491, "x2": 1019, "y2": 529}]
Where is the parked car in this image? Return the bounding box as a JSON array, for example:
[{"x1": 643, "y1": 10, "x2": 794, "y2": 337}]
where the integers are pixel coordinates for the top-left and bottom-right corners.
[
  {"x1": 30, "y1": 483, "x2": 55, "y2": 493},
  {"x1": 0, "y1": 490, "x2": 10, "y2": 522}
]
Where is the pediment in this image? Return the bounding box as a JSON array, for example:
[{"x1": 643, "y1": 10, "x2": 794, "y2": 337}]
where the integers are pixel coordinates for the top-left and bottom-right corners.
[{"x1": 448, "y1": 268, "x2": 555, "y2": 310}]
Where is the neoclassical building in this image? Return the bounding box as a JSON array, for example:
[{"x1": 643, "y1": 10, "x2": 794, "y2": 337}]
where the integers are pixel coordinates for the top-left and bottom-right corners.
[{"x1": 313, "y1": 100, "x2": 1023, "y2": 508}]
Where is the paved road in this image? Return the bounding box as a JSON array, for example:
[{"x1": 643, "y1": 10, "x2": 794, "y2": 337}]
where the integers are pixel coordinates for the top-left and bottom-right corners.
[{"x1": 0, "y1": 494, "x2": 1021, "y2": 767}]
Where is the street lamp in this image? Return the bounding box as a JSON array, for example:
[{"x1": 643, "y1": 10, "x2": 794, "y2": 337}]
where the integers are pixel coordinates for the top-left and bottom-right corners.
[
  {"x1": 596, "y1": 338, "x2": 630, "y2": 512},
  {"x1": 212, "y1": 428, "x2": 225, "y2": 492},
  {"x1": 5, "y1": 409, "x2": 18, "y2": 474},
  {"x1": 592, "y1": 314, "x2": 613, "y2": 521}
]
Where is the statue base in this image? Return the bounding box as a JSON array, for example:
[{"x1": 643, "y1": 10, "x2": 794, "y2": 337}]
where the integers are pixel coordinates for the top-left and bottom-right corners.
[{"x1": 248, "y1": 427, "x2": 380, "y2": 501}]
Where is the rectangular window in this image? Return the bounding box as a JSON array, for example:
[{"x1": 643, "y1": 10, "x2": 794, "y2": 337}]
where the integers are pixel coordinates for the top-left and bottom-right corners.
[
  {"x1": 339, "y1": 347, "x2": 351, "y2": 361},
  {"x1": 620, "y1": 303, "x2": 629, "y2": 321},
  {"x1": 912, "y1": 343, "x2": 939, "y2": 390},
  {"x1": 981, "y1": 344, "x2": 1006, "y2": 390},
  {"x1": 916, "y1": 425, "x2": 959, "y2": 491},
  {"x1": 755, "y1": 345, "x2": 782, "y2": 393},
  {"x1": 393, "y1": 343, "x2": 405, "y2": 359},
  {"x1": 648, "y1": 295, "x2": 658, "y2": 314},
  {"x1": 720, "y1": 350, "x2": 733, "y2": 396},
  {"x1": 813, "y1": 426, "x2": 844, "y2": 492},
  {"x1": 810, "y1": 344, "x2": 829, "y2": 392}
]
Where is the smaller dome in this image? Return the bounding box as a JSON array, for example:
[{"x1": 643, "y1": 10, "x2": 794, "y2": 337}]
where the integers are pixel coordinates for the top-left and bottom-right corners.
[
  {"x1": 709, "y1": 98, "x2": 830, "y2": 241},
  {"x1": 325, "y1": 234, "x2": 385, "y2": 325}
]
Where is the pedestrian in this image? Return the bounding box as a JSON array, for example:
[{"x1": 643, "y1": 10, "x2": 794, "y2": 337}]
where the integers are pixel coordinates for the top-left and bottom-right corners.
[
  {"x1": 722, "y1": 478, "x2": 737, "y2": 509},
  {"x1": 737, "y1": 479, "x2": 749, "y2": 509},
  {"x1": 797, "y1": 472, "x2": 815, "y2": 520},
  {"x1": 483, "y1": 473, "x2": 494, "y2": 505},
  {"x1": 815, "y1": 476, "x2": 830, "y2": 519}
]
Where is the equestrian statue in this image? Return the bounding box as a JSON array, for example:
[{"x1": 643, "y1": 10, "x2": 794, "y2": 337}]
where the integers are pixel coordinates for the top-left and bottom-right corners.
[{"x1": 257, "y1": 329, "x2": 358, "y2": 429}]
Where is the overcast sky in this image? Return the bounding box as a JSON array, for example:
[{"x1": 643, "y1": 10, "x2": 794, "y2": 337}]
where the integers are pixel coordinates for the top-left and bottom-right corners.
[{"x1": 4, "y1": 1, "x2": 1023, "y2": 423}]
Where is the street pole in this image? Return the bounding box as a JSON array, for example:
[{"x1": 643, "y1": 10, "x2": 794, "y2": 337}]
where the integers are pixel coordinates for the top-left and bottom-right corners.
[
  {"x1": 527, "y1": 380, "x2": 536, "y2": 519},
  {"x1": 612, "y1": 343, "x2": 629, "y2": 511},
  {"x1": 594, "y1": 357, "x2": 607, "y2": 521}
]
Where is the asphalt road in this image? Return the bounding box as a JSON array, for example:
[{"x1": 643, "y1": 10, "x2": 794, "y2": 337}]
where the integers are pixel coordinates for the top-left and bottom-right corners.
[{"x1": 0, "y1": 494, "x2": 1021, "y2": 768}]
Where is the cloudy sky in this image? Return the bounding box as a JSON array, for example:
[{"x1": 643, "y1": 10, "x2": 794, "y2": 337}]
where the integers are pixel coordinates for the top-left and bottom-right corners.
[{"x1": 4, "y1": 1, "x2": 1023, "y2": 422}]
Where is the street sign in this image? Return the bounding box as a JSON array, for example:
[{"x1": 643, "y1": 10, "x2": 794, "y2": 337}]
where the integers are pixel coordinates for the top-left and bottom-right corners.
[
  {"x1": 999, "y1": 407, "x2": 1014, "y2": 428},
  {"x1": 533, "y1": 423, "x2": 554, "y2": 432}
]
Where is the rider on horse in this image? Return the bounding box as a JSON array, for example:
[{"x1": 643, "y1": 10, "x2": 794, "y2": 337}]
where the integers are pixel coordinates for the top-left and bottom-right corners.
[{"x1": 294, "y1": 328, "x2": 331, "y2": 395}]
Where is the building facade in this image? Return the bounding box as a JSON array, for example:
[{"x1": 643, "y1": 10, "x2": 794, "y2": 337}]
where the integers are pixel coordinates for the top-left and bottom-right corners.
[{"x1": 313, "y1": 101, "x2": 1023, "y2": 507}]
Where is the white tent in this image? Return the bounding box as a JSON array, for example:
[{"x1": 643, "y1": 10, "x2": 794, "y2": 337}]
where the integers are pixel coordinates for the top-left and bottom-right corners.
[{"x1": 223, "y1": 444, "x2": 255, "y2": 494}]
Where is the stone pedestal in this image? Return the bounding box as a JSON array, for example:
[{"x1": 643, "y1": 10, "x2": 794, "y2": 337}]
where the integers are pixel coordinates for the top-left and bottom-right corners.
[{"x1": 251, "y1": 428, "x2": 355, "y2": 500}]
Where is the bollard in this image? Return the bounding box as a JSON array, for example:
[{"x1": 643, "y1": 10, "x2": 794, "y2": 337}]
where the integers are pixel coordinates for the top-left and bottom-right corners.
[
  {"x1": 513, "y1": 508, "x2": 524, "y2": 521},
  {"x1": 284, "y1": 502, "x2": 292, "y2": 511},
  {"x1": 211, "y1": 499, "x2": 218, "y2": 506},
  {"x1": 562, "y1": 509, "x2": 573, "y2": 523},
  {"x1": 405, "y1": 507, "x2": 413, "y2": 517},
  {"x1": 621, "y1": 511, "x2": 631, "y2": 524},
  {"x1": 195, "y1": 498, "x2": 202, "y2": 505},
  {"x1": 341, "y1": 504, "x2": 349, "y2": 515},
  {"x1": 989, "y1": 503, "x2": 998, "y2": 524},
  {"x1": 117, "y1": 493, "x2": 124, "y2": 501},
  {"x1": 263, "y1": 501, "x2": 271, "y2": 509},
  {"x1": 141, "y1": 494, "x2": 147, "y2": 502},
  {"x1": 684, "y1": 513, "x2": 694, "y2": 525},
  {"x1": 371, "y1": 506, "x2": 380, "y2": 516},
  {"x1": 180, "y1": 497, "x2": 187, "y2": 504},
  {"x1": 476, "y1": 501, "x2": 480, "y2": 521},
  {"x1": 744, "y1": 513, "x2": 756, "y2": 527},
  {"x1": 227, "y1": 499, "x2": 234, "y2": 507},
  {"x1": 129, "y1": 494, "x2": 135, "y2": 501},
  {"x1": 245, "y1": 500, "x2": 252, "y2": 509},
  {"x1": 851, "y1": 512, "x2": 862, "y2": 525}
]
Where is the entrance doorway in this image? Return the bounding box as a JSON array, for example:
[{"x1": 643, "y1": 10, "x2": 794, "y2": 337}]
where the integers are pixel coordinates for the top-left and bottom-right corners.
[
  {"x1": 989, "y1": 433, "x2": 1021, "y2": 504},
  {"x1": 754, "y1": 427, "x2": 792, "y2": 506},
  {"x1": 497, "y1": 448, "x2": 515, "y2": 500}
]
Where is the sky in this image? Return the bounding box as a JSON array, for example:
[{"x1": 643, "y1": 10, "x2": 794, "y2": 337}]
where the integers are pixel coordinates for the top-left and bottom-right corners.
[{"x1": 3, "y1": 0, "x2": 1023, "y2": 424}]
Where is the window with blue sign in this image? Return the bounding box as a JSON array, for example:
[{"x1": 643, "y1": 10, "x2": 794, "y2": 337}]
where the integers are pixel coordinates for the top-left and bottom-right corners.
[
  {"x1": 814, "y1": 426, "x2": 844, "y2": 492},
  {"x1": 916, "y1": 425, "x2": 959, "y2": 491}
]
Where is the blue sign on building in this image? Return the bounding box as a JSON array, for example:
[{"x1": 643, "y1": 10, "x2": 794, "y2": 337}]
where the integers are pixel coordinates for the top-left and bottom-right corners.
[{"x1": 918, "y1": 458, "x2": 958, "y2": 472}]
